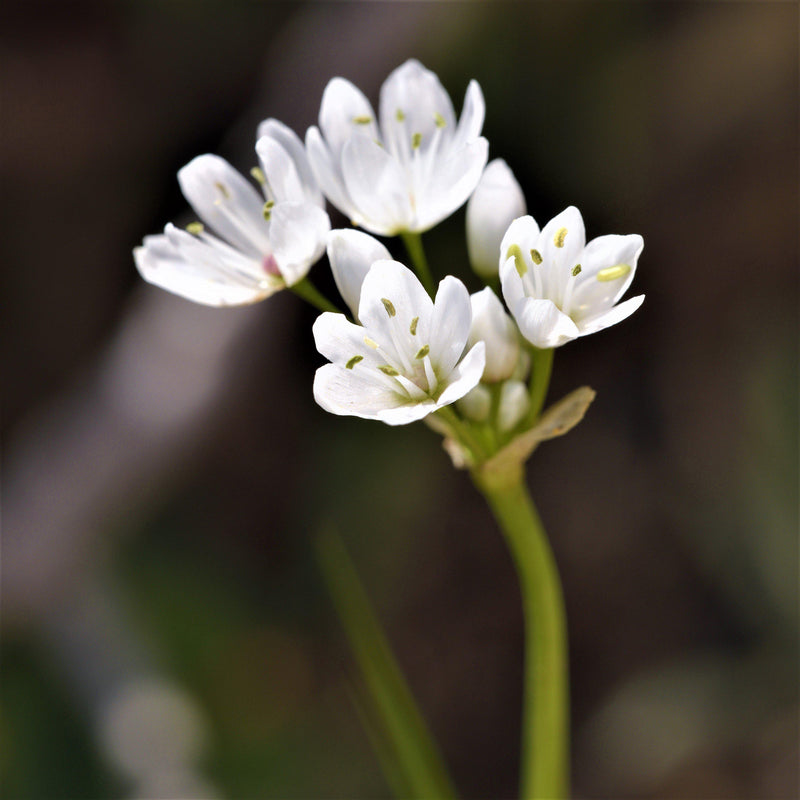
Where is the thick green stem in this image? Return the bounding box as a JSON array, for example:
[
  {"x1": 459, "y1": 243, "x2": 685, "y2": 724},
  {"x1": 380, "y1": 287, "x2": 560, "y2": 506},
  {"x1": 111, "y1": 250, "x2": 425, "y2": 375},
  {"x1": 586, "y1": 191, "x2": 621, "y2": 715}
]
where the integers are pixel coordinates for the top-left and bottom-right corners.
[
  {"x1": 290, "y1": 277, "x2": 341, "y2": 314},
  {"x1": 472, "y1": 467, "x2": 570, "y2": 800},
  {"x1": 528, "y1": 347, "x2": 554, "y2": 423},
  {"x1": 401, "y1": 232, "x2": 436, "y2": 296}
]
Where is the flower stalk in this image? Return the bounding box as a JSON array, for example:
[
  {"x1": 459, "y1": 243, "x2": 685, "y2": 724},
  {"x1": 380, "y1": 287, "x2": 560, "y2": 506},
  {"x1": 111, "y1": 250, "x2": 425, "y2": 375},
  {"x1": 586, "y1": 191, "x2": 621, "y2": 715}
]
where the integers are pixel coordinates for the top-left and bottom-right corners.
[
  {"x1": 290, "y1": 276, "x2": 341, "y2": 314},
  {"x1": 401, "y1": 231, "x2": 436, "y2": 296}
]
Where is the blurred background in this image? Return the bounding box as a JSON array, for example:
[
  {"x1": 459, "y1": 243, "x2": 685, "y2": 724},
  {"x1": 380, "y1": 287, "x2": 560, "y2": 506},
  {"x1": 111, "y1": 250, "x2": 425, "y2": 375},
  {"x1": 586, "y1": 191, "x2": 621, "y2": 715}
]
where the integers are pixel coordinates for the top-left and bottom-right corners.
[{"x1": 2, "y1": 2, "x2": 797, "y2": 798}]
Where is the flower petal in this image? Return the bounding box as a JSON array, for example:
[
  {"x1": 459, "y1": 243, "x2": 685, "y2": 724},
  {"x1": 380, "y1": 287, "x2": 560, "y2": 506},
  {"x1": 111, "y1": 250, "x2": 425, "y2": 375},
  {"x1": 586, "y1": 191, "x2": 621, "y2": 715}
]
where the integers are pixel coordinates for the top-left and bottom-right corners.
[
  {"x1": 342, "y1": 135, "x2": 413, "y2": 234},
  {"x1": 327, "y1": 229, "x2": 391, "y2": 318},
  {"x1": 536, "y1": 206, "x2": 586, "y2": 297},
  {"x1": 429, "y1": 275, "x2": 473, "y2": 376},
  {"x1": 319, "y1": 77, "x2": 379, "y2": 161},
  {"x1": 178, "y1": 154, "x2": 269, "y2": 258},
  {"x1": 305, "y1": 126, "x2": 358, "y2": 221},
  {"x1": 577, "y1": 295, "x2": 645, "y2": 336},
  {"x1": 255, "y1": 136, "x2": 306, "y2": 204},
  {"x1": 312, "y1": 311, "x2": 386, "y2": 370},
  {"x1": 450, "y1": 79, "x2": 486, "y2": 153},
  {"x1": 257, "y1": 118, "x2": 323, "y2": 206},
  {"x1": 436, "y1": 341, "x2": 486, "y2": 407},
  {"x1": 513, "y1": 297, "x2": 580, "y2": 349},
  {"x1": 269, "y1": 202, "x2": 330, "y2": 286}
]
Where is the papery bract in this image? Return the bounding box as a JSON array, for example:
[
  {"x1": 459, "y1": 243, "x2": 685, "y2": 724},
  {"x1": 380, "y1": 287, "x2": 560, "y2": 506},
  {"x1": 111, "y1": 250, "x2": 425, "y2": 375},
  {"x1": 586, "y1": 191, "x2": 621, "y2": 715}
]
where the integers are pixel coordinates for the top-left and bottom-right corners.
[
  {"x1": 306, "y1": 59, "x2": 489, "y2": 236},
  {"x1": 500, "y1": 207, "x2": 644, "y2": 348},
  {"x1": 313, "y1": 260, "x2": 485, "y2": 425}
]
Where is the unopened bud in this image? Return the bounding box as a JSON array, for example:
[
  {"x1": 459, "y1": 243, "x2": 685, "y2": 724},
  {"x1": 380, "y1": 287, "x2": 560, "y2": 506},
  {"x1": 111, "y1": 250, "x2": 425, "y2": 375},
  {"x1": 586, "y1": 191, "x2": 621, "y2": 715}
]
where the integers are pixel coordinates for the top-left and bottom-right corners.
[
  {"x1": 497, "y1": 380, "x2": 530, "y2": 432},
  {"x1": 468, "y1": 287, "x2": 520, "y2": 382},
  {"x1": 457, "y1": 384, "x2": 492, "y2": 422}
]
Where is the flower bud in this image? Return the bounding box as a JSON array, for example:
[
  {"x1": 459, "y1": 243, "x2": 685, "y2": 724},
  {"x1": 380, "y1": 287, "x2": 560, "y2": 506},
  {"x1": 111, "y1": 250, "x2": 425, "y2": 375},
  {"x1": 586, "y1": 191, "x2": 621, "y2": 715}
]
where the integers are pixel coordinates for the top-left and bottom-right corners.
[
  {"x1": 466, "y1": 159, "x2": 526, "y2": 278},
  {"x1": 468, "y1": 287, "x2": 520, "y2": 382},
  {"x1": 457, "y1": 384, "x2": 492, "y2": 422},
  {"x1": 498, "y1": 380, "x2": 530, "y2": 432}
]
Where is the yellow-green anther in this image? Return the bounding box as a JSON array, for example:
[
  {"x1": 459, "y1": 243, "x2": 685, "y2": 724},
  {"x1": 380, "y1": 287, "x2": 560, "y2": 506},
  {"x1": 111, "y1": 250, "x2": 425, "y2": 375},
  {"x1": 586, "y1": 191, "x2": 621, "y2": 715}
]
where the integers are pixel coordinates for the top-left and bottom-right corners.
[
  {"x1": 414, "y1": 345, "x2": 430, "y2": 360},
  {"x1": 352, "y1": 115, "x2": 372, "y2": 125},
  {"x1": 364, "y1": 336, "x2": 379, "y2": 349},
  {"x1": 395, "y1": 108, "x2": 405, "y2": 122},
  {"x1": 381, "y1": 298, "x2": 396, "y2": 317},
  {"x1": 378, "y1": 365, "x2": 399, "y2": 376},
  {"x1": 186, "y1": 222, "x2": 204, "y2": 235},
  {"x1": 346, "y1": 355, "x2": 363, "y2": 369},
  {"x1": 214, "y1": 181, "x2": 230, "y2": 199},
  {"x1": 572, "y1": 264, "x2": 582, "y2": 277},
  {"x1": 530, "y1": 248, "x2": 543, "y2": 265},
  {"x1": 506, "y1": 243, "x2": 528, "y2": 277},
  {"x1": 554, "y1": 227, "x2": 568, "y2": 248},
  {"x1": 409, "y1": 316, "x2": 419, "y2": 335},
  {"x1": 434, "y1": 112, "x2": 446, "y2": 128},
  {"x1": 411, "y1": 132, "x2": 422, "y2": 150},
  {"x1": 250, "y1": 166, "x2": 265, "y2": 184},
  {"x1": 263, "y1": 201, "x2": 274, "y2": 220},
  {"x1": 596, "y1": 263, "x2": 632, "y2": 282}
]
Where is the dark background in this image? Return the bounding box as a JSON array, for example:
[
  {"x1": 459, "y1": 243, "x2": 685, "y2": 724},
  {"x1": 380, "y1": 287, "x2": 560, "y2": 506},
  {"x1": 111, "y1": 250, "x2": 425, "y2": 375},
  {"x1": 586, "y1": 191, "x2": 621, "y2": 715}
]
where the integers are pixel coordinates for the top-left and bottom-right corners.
[{"x1": 2, "y1": 2, "x2": 798, "y2": 798}]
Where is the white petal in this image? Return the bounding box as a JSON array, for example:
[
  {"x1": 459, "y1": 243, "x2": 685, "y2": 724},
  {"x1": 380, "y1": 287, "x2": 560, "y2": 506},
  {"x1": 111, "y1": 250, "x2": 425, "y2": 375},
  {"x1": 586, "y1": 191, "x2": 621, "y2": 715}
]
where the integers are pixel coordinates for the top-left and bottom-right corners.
[
  {"x1": 178, "y1": 154, "x2": 269, "y2": 257},
  {"x1": 537, "y1": 207, "x2": 586, "y2": 293},
  {"x1": 499, "y1": 215, "x2": 541, "y2": 269},
  {"x1": 468, "y1": 287, "x2": 520, "y2": 382},
  {"x1": 327, "y1": 229, "x2": 391, "y2": 318},
  {"x1": 305, "y1": 126, "x2": 358, "y2": 221},
  {"x1": 342, "y1": 135, "x2": 413, "y2": 234},
  {"x1": 379, "y1": 59, "x2": 456, "y2": 159},
  {"x1": 429, "y1": 275, "x2": 473, "y2": 377},
  {"x1": 500, "y1": 254, "x2": 529, "y2": 317},
  {"x1": 269, "y1": 202, "x2": 330, "y2": 286},
  {"x1": 376, "y1": 400, "x2": 440, "y2": 425},
  {"x1": 436, "y1": 341, "x2": 486, "y2": 407},
  {"x1": 312, "y1": 312, "x2": 385, "y2": 370},
  {"x1": 450, "y1": 79, "x2": 486, "y2": 152},
  {"x1": 513, "y1": 297, "x2": 580, "y2": 349},
  {"x1": 577, "y1": 295, "x2": 645, "y2": 336},
  {"x1": 319, "y1": 77, "x2": 379, "y2": 161},
  {"x1": 414, "y1": 137, "x2": 489, "y2": 231},
  {"x1": 497, "y1": 379, "x2": 531, "y2": 432},
  {"x1": 466, "y1": 159, "x2": 526, "y2": 278},
  {"x1": 257, "y1": 118, "x2": 323, "y2": 206},
  {"x1": 570, "y1": 234, "x2": 643, "y2": 320},
  {"x1": 313, "y1": 363, "x2": 414, "y2": 421},
  {"x1": 134, "y1": 231, "x2": 272, "y2": 307},
  {"x1": 255, "y1": 136, "x2": 306, "y2": 204}
]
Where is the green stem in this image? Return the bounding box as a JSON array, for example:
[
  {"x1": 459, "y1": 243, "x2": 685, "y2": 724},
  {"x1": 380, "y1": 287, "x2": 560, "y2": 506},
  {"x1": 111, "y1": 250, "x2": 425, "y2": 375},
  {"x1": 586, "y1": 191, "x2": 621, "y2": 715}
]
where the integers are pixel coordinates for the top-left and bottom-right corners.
[
  {"x1": 435, "y1": 406, "x2": 489, "y2": 463},
  {"x1": 528, "y1": 347, "x2": 554, "y2": 423},
  {"x1": 401, "y1": 232, "x2": 436, "y2": 296},
  {"x1": 291, "y1": 277, "x2": 341, "y2": 314},
  {"x1": 472, "y1": 466, "x2": 570, "y2": 800}
]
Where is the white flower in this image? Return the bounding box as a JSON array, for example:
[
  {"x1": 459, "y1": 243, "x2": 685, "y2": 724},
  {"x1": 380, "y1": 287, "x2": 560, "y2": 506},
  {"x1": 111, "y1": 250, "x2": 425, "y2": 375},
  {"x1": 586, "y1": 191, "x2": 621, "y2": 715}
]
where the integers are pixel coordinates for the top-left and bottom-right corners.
[
  {"x1": 466, "y1": 159, "x2": 526, "y2": 278},
  {"x1": 135, "y1": 120, "x2": 330, "y2": 306},
  {"x1": 468, "y1": 287, "x2": 520, "y2": 383},
  {"x1": 500, "y1": 207, "x2": 644, "y2": 348},
  {"x1": 327, "y1": 229, "x2": 391, "y2": 319},
  {"x1": 313, "y1": 260, "x2": 486, "y2": 425},
  {"x1": 305, "y1": 59, "x2": 489, "y2": 236}
]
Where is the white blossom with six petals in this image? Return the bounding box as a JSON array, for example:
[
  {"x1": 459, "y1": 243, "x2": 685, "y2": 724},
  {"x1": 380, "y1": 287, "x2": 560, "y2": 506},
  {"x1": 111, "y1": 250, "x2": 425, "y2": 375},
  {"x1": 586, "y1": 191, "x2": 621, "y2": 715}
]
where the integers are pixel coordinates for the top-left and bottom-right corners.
[
  {"x1": 500, "y1": 207, "x2": 644, "y2": 348},
  {"x1": 306, "y1": 59, "x2": 488, "y2": 236},
  {"x1": 313, "y1": 260, "x2": 486, "y2": 425}
]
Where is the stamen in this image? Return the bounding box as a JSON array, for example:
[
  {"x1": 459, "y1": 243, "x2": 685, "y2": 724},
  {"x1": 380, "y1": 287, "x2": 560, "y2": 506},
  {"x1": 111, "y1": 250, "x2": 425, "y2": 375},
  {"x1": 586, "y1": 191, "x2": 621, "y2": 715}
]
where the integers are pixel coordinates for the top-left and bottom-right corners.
[
  {"x1": 411, "y1": 132, "x2": 422, "y2": 150},
  {"x1": 186, "y1": 222, "x2": 204, "y2": 235},
  {"x1": 434, "y1": 112, "x2": 446, "y2": 128},
  {"x1": 530, "y1": 249, "x2": 543, "y2": 265},
  {"x1": 554, "y1": 227, "x2": 567, "y2": 248},
  {"x1": 378, "y1": 365, "x2": 400, "y2": 376},
  {"x1": 262, "y1": 200, "x2": 275, "y2": 220},
  {"x1": 596, "y1": 264, "x2": 632, "y2": 282},
  {"x1": 364, "y1": 337, "x2": 380, "y2": 349},
  {"x1": 414, "y1": 345, "x2": 430, "y2": 360},
  {"x1": 352, "y1": 115, "x2": 372, "y2": 125},
  {"x1": 346, "y1": 355, "x2": 363, "y2": 370},
  {"x1": 250, "y1": 166, "x2": 266, "y2": 184},
  {"x1": 395, "y1": 108, "x2": 405, "y2": 122},
  {"x1": 381, "y1": 298, "x2": 396, "y2": 317},
  {"x1": 409, "y1": 316, "x2": 419, "y2": 335},
  {"x1": 214, "y1": 181, "x2": 230, "y2": 199},
  {"x1": 572, "y1": 264, "x2": 582, "y2": 276},
  {"x1": 506, "y1": 243, "x2": 528, "y2": 277}
]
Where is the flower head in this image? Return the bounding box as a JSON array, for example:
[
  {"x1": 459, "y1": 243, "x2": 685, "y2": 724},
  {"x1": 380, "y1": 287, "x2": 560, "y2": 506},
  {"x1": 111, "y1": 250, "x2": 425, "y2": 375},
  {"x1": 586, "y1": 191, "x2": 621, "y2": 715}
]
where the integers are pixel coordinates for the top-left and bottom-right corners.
[
  {"x1": 313, "y1": 260, "x2": 486, "y2": 425},
  {"x1": 305, "y1": 59, "x2": 489, "y2": 236},
  {"x1": 500, "y1": 207, "x2": 644, "y2": 348},
  {"x1": 135, "y1": 120, "x2": 330, "y2": 306},
  {"x1": 466, "y1": 159, "x2": 526, "y2": 278}
]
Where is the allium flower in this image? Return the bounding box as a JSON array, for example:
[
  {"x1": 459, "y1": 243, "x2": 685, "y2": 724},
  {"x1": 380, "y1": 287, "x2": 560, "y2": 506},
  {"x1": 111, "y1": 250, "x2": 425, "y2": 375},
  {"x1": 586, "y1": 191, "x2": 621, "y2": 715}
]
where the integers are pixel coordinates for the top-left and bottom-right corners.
[
  {"x1": 305, "y1": 59, "x2": 489, "y2": 236},
  {"x1": 313, "y1": 260, "x2": 486, "y2": 425},
  {"x1": 500, "y1": 207, "x2": 644, "y2": 348},
  {"x1": 135, "y1": 120, "x2": 330, "y2": 306},
  {"x1": 466, "y1": 159, "x2": 526, "y2": 278}
]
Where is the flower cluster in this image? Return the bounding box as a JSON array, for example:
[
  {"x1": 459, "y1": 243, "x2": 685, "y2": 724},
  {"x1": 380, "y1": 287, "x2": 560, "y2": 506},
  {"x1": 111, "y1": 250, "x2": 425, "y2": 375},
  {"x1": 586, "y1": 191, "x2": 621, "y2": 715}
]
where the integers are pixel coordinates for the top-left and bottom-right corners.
[{"x1": 136, "y1": 59, "x2": 644, "y2": 460}]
